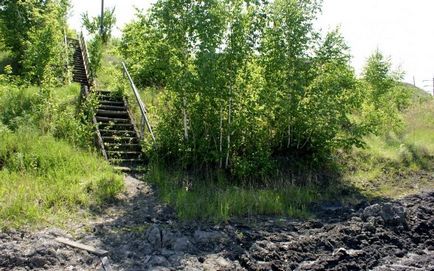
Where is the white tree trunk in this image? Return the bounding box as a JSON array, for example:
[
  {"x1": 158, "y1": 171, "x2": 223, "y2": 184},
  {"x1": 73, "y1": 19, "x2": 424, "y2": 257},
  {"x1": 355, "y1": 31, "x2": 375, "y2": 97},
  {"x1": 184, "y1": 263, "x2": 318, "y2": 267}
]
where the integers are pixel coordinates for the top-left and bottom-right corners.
[
  {"x1": 183, "y1": 96, "x2": 188, "y2": 141},
  {"x1": 287, "y1": 121, "x2": 291, "y2": 148},
  {"x1": 225, "y1": 92, "x2": 232, "y2": 169},
  {"x1": 219, "y1": 107, "x2": 223, "y2": 168}
]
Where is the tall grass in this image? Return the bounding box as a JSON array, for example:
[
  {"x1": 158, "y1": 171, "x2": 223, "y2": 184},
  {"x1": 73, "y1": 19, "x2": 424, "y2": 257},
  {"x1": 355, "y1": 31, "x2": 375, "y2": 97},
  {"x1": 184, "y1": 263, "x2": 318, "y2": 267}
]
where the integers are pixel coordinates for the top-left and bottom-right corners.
[
  {"x1": 0, "y1": 129, "x2": 123, "y2": 229},
  {"x1": 0, "y1": 81, "x2": 124, "y2": 229},
  {"x1": 145, "y1": 163, "x2": 346, "y2": 222},
  {"x1": 344, "y1": 96, "x2": 434, "y2": 198}
]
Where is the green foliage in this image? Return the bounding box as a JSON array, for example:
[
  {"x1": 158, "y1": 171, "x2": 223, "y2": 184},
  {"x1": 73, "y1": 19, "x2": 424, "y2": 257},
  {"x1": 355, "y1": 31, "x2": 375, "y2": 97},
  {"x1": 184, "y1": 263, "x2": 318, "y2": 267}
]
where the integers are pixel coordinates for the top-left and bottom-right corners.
[
  {"x1": 87, "y1": 36, "x2": 103, "y2": 80},
  {"x1": 81, "y1": 8, "x2": 117, "y2": 79},
  {"x1": 146, "y1": 163, "x2": 349, "y2": 221},
  {"x1": 0, "y1": 129, "x2": 123, "y2": 229},
  {"x1": 0, "y1": 79, "x2": 124, "y2": 229},
  {"x1": 120, "y1": 11, "x2": 170, "y2": 87},
  {"x1": 360, "y1": 51, "x2": 411, "y2": 134},
  {"x1": 82, "y1": 8, "x2": 116, "y2": 44},
  {"x1": 0, "y1": 81, "x2": 96, "y2": 148},
  {"x1": 121, "y1": 0, "x2": 374, "y2": 179},
  {"x1": 343, "y1": 90, "x2": 434, "y2": 198},
  {"x1": 0, "y1": 0, "x2": 69, "y2": 84}
]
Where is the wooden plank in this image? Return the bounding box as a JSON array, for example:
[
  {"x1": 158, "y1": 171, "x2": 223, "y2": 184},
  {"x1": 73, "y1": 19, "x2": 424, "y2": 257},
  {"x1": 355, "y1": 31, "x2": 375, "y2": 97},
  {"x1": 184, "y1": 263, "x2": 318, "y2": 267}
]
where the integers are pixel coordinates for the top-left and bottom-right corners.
[
  {"x1": 101, "y1": 256, "x2": 113, "y2": 271},
  {"x1": 55, "y1": 237, "x2": 108, "y2": 256}
]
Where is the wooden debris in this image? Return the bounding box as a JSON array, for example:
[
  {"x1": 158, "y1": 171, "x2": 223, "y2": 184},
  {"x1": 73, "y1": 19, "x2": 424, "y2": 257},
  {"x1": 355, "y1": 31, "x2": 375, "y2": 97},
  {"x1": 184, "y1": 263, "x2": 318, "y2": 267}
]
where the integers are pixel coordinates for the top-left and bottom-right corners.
[
  {"x1": 101, "y1": 256, "x2": 113, "y2": 271},
  {"x1": 55, "y1": 237, "x2": 108, "y2": 256}
]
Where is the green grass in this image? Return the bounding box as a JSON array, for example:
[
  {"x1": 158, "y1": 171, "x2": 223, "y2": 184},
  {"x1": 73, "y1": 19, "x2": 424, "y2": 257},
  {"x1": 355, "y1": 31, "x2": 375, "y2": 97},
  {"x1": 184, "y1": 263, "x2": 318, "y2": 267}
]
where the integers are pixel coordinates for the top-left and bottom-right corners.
[
  {"x1": 0, "y1": 46, "x2": 12, "y2": 74},
  {"x1": 0, "y1": 81, "x2": 124, "y2": 229},
  {"x1": 145, "y1": 163, "x2": 351, "y2": 222},
  {"x1": 344, "y1": 93, "x2": 434, "y2": 198},
  {"x1": 0, "y1": 130, "x2": 123, "y2": 229},
  {"x1": 144, "y1": 86, "x2": 434, "y2": 222}
]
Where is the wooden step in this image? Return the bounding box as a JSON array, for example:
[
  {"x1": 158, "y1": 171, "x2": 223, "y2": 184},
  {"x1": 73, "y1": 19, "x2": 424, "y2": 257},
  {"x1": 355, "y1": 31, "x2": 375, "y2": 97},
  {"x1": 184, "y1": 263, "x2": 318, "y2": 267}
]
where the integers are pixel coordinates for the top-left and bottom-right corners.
[
  {"x1": 106, "y1": 151, "x2": 143, "y2": 159},
  {"x1": 96, "y1": 110, "x2": 129, "y2": 118},
  {"x1": 98, "y1": 105, "x2": 127, "y2": 111},
  {"x1": 99, "y1": 100, "x2": 125, "y2": 106},
  {"x1": 103, "y1": 143, "x2": 142, "y2": 151},
  {"x1": 96, "y1": 90, "x2": 113, "y2": 95},
  {"x1": 100, "y1": 130, "x2": 137, "y2": 136},
  {"x1": 97, "y1": 96, "x2": 124, "y2": 102},
  {"x1": 109, "y1": 158, "x2": 147, "y2": 167},
  {"x1": 96, "y1": 116, "x2": 131, "y2": 123},
  {"x1": 102, "y1": 136, "x2": 138, "y2": 144},
  {"x1": 98, "y1": 123, "x2": 135, "y2": 131}
]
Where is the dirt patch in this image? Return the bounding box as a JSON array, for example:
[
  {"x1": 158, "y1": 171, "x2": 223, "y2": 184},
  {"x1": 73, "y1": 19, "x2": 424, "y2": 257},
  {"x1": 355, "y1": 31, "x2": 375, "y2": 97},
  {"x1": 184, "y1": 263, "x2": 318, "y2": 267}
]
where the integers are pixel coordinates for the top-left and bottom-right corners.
[{"x1": 1, "y1": 175, "x2": 433, "y2": 270}]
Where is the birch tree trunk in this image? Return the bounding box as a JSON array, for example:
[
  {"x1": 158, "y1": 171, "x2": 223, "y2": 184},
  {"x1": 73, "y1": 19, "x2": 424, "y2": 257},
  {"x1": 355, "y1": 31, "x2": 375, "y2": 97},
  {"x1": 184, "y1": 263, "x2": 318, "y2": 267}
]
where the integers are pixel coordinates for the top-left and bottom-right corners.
[
  {"x1": 182, "y1": 95, "x2": 188, "y2": 141},
  {"x1": 287, "y1": 121, "x2": 291, "y2": 148},
  {"x1": 219, "y1": 107, "x2": 223, "y2": 168},
  {"x1": 225, "y1": 90, "x2": 232, "y2": 169}
]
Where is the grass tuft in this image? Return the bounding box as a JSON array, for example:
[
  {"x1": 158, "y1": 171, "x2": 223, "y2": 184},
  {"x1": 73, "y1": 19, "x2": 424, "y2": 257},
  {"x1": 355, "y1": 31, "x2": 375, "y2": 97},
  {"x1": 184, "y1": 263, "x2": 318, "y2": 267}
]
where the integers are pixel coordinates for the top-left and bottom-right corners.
[
  {"x1": 344, "y1": 98, "x2": 434, "y2": 198},
  {"x1": 145, "y1": 163, "x2": 347, "y2": 222},
  {"x1": 0, "y1": 129, "x2": 124, "y2": 229}
]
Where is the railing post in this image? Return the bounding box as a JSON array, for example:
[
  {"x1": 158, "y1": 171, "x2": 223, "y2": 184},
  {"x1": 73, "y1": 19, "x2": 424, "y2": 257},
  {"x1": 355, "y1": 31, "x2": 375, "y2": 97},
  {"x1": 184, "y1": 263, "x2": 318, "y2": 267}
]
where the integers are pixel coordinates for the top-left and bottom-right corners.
[
  {"x1": 140, "y1": 115, "x2": 145, "y2": 140},
  {"x1": 78, "y1": 32, "x2": 93, "y2": 90},
  {"x1": 121, "y1": 62, "x2": 156, "y2": 142}
]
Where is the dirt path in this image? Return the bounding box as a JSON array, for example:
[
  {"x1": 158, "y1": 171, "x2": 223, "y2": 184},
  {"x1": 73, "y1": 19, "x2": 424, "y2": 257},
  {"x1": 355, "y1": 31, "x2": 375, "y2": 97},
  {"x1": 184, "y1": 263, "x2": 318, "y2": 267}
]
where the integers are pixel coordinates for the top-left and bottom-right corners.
[{"x1": 1, "y1": 175, "x2": 434, "y2": 270}]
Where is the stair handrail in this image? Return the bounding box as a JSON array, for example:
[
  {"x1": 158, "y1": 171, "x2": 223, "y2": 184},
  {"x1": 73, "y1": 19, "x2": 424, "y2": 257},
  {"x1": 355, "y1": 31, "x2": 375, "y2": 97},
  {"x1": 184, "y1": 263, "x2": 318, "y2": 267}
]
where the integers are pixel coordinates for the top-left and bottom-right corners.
[
  {"x1": 78, "y1": 31, "x2": 92, "y2": 89},
  {"x1": 121, "y1": 62, "x2": 156, "y2": 142}
]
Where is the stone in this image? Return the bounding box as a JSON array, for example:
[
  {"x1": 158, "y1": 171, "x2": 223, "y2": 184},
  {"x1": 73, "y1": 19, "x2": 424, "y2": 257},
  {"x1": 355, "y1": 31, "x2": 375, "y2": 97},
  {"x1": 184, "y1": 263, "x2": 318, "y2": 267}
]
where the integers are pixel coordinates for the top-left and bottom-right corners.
[
  {"x1": 380, "y1": 203, "x2": 406, "y2": 226},
  {"x1": 149, "y1": 267, "x2": 171, "y2": 271},
  {"x1": 193, "y1": 230, "x2": 226, "y2": 244},
  {"x1": 172, "y1": 237, "x2": 191, "y2": 252},
  {"x1": 202, "y1": 255, "x2": 232, "y2": 271},
  {"x1": 148, "y1": 255, "x2": 169, "y2": 267},
  {"x1": 362, "y1": 203, "x2": 406, "y2": 227},
  {"x1": 147, "y1": 224, "x2": 163, "y2": 250},
  {"x1": 362, "y1": 204, "x2": 382, "y2": 221}
]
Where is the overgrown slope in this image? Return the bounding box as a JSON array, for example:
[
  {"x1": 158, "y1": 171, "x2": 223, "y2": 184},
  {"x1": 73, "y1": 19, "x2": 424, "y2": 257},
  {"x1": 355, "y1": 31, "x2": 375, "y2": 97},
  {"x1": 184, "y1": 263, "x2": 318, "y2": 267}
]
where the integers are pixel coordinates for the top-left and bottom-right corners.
[
  {"x1": 0, "y1": 80, "x2": 124, "y2": 229},
  {"x1": 343, "y1": 85, "x2": 434, "y2": 198}
]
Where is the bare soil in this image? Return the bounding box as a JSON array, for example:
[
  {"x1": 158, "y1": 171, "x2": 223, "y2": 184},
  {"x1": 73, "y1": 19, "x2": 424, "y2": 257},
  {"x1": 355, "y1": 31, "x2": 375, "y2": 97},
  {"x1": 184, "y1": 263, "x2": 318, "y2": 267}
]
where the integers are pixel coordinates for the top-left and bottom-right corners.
[{"x1": 1, "y1": 175, "x2": 433, "y2": 271}]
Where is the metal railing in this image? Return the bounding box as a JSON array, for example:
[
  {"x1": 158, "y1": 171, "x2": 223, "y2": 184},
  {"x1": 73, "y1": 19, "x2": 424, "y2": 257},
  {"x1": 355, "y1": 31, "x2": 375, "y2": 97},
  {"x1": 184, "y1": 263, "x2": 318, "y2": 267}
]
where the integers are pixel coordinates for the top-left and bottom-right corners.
[
  {"x1": 78, "y1": 31, "x2": 92, "y2": 88},
  {"x1": 122, "y1": 62, "x2": 156, "y2": 142}
]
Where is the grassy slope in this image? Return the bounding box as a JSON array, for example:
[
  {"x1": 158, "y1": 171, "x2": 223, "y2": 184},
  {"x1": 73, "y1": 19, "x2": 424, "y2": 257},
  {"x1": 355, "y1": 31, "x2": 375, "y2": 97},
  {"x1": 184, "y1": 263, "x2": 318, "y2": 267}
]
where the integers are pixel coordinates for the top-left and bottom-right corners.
[
  {"x1": 345, "y1": 85, "x2": 434, "y2": 198},
  {"x1": 97, "y1": 45, "x2": 434, "y2": 221},
  {"x1": 0, "y1": 81, "x2": 124, "y2": 229},
  {"x1": 143, "y1": 84, "x2": 434, "y2": 221}
]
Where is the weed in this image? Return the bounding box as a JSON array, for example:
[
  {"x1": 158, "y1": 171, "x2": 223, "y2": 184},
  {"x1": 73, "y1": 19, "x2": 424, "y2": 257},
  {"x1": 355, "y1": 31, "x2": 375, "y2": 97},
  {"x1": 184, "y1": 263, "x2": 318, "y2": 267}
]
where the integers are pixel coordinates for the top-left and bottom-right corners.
[{"x1": 0, "y1": 129, "x2": 124, "y2": 229}]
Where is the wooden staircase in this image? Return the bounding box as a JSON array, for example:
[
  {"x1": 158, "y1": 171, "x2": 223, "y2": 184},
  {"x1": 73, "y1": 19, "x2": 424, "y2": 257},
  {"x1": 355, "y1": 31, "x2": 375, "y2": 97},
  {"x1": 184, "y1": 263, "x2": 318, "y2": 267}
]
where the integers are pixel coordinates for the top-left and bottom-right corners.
[
  {"x1": 69, "y1": 38, "x2": 90, "y2": 87},
  {"x1": 68, "y1": 34, "x2": 149, "y2": 171},
  {"x1": 95, "y1": 90, "x2": 146, "y2": 169}
]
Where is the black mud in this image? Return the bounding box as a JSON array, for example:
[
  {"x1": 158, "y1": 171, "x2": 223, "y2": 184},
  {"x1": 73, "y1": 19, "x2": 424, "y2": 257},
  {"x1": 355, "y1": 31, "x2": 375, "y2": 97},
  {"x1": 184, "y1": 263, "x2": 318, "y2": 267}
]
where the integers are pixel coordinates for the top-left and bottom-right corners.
[{"x1": 1, "y1": 176, "x2": 433, "y2": 270}]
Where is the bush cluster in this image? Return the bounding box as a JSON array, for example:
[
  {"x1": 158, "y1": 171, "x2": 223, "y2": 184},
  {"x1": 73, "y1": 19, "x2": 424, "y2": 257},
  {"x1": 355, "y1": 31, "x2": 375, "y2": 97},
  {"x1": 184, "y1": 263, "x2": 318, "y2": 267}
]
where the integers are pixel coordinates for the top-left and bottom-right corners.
[{"x1": 121, "y1": 0, "x2": 410, "y2": 179}]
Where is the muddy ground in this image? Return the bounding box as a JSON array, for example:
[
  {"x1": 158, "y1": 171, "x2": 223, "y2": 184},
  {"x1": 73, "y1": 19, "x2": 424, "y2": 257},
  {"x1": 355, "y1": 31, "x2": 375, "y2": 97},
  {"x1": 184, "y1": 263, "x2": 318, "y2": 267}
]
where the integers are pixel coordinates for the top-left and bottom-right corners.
[{"x1": 1, "y1": 175, "x2": 433, "y2": 271}]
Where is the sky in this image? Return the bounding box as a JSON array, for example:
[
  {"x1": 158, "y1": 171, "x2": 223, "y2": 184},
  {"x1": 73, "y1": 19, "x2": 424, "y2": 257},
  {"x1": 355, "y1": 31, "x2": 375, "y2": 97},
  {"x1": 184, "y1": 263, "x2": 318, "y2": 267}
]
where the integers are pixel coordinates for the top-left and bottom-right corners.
[{"x1": 68, "y1": 0, "x2": 434, "y2": 94}]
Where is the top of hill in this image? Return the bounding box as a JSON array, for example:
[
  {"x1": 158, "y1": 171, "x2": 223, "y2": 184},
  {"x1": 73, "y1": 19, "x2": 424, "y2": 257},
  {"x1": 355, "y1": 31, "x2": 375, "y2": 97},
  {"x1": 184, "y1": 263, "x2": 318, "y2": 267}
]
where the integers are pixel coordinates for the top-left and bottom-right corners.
[{"x1": 400, "y1": 82, "x2": 432, "y2": 102}]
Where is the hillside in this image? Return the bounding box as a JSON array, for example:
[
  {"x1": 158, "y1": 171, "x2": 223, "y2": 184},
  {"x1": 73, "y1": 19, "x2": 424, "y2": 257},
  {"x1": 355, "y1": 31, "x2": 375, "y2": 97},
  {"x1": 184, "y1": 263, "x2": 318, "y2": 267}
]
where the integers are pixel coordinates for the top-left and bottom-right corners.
[
  {"x1": 343, "y1": 83, "x2": 434, "y2": 199},
  {"x1": 0, "y1": 0, "x2": 434, "y2": 270}
]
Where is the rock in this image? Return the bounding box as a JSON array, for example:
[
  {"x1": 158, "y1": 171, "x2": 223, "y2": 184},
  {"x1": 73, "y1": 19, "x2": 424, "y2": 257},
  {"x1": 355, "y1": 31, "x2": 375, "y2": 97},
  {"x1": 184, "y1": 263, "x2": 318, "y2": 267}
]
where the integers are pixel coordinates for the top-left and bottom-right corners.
[
  {"x1": 30, "y1": 256, "x2": 49, "y2": 268},
  {"x1": 362, "y1": 203, "x2": 406, "y2": 227},
  {"x1": 202, "y1": 255, "x2": 232, "y2": 271},
  {"x1": 332, "y1": 248, "x2": 364, "y2": 257},
  {"x1": 193, "y1": 230, "x2": 227, "y2": 244},
  {"x1": 380, "y1": 203, "x2": 406, "y2": 226},
  {"x1": 362, "y1": 204, "x2": 382, "y2": 220},
  {"x1": 172, "y1": 237, "x2": 191, "y2": 252},
  {"x1": 147, "y1": 224, "x2": 163, "y2": 250},
  {"x1": 148, "y1": 267, "x2": 171, "y2": 271},
  {"x1": 148, "y1": 255, "x2": 169, "y2": 267},
  {"x1": 161, "y1": 248, "x2": 175, "y2": 257},
  {"x1": 161, "y1": 229, "x2": 174, "y2": 248}
]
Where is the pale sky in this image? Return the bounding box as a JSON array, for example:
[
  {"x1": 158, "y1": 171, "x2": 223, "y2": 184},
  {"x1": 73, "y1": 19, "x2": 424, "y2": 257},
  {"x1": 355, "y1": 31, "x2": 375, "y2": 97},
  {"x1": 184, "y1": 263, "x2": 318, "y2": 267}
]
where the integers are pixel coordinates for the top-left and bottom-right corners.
[{"x1": 68, "y1": 0, "x2": 434, "y2": 94}]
